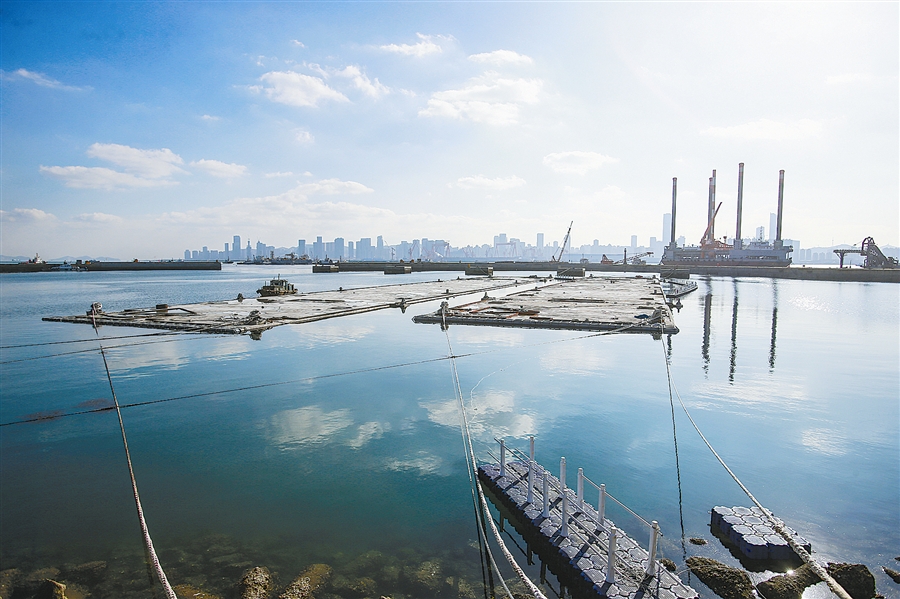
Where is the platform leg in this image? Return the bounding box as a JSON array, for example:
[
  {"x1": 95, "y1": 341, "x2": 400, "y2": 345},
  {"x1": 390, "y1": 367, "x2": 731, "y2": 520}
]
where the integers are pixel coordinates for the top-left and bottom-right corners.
[
  {"x1": 500, "y1": 439, "x2": 506, "y2": 477},
  {"x1": 606, "y1": 528, "x2": 617, "y2": 584},
  {"x1": 646, "y1": 520, "x2": 659, "y2": 576}
]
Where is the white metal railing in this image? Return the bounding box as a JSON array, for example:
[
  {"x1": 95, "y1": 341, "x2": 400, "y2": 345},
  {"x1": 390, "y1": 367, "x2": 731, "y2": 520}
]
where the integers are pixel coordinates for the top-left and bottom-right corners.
[{"x1": 489, "y1": 437, "x2": 662, "y2": 583}]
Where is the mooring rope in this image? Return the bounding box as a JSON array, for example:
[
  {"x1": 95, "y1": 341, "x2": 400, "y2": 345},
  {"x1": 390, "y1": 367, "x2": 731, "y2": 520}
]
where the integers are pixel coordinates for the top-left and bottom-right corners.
[
  {"x1": 658, "y1": 331, "x2": 852, "y2": 599},
  {"x1": 90, "y1": 307, "x2": 178, "y2": 599},
  {"x1": 443, "y1": 321, "x2": 548, "y2": 599}
]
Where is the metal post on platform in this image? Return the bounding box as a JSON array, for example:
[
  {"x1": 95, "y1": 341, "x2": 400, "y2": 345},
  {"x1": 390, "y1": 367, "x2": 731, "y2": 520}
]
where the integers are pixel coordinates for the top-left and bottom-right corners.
[
  {"x1": 500, "y1": 439, "x2": 506, "y2": 477},
  {"x1": 530, "y1": 436, "x2": 535, "y2": 460},
  {"x1": 526, "y1": 459, "x2": 534, "y2": 504},
  {"x1": 542, "y1": 472, "x2": 550, "y2": 518},
  {"x1": 646, "y1": 521, "x2": 659, "y2": 576},
  {"x1": 561, "y1": 492, "x2": 569, "y2": 537},
  {"x1": 599, "y1": 484, "x2": 606, "y2": 525},
  {"x1": 560, "y1": 457, "x2": 567, "y2": 490},
  {"x1": 577, "y1": 468, "x2": 584, "y2": 507},
  {"x1": 606, "y1": 528, "x2": 617, "y2": 584}
]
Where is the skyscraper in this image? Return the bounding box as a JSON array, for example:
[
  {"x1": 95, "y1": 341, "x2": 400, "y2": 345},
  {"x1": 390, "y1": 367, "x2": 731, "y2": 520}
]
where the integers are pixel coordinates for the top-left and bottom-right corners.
[
  {"x1": 298, "y1": 239, "x2": 306, "y2": 257},
  {"x1": 233, "y1": 236, "x2": 241, "y2": 260},
  {"x1": 662, "y1": 213, "x2": 672, "y2": 245},
  {"x1": 769, "y1": 213, "x2": 777, "y2": 242},
  {"x1": 334, "y1": 237, "x2": 345, "y2": 260}
]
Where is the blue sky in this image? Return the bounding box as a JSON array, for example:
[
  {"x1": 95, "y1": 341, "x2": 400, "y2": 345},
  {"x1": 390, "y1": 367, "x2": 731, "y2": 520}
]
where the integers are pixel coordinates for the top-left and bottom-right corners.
[{"x1": 1, "y1": 2, "x2": 897, "y2": 259}]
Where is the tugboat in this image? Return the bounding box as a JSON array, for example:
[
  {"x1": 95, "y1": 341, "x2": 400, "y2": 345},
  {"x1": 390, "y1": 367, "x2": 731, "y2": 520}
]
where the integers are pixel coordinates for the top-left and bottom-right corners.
[{"x1": 257, "y1": 275, "x2": 297, "y2": 296}]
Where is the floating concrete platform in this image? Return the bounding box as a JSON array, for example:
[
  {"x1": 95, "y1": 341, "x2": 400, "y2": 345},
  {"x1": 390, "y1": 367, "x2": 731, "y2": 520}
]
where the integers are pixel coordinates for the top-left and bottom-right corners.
[
  {"x1": 413, "y1": 276, "x2": 678, "y2": 335},
  {"x1": 480, "y1": 460, "x2": 698, "y2": 599},
  {"x1": 42, "y1": 278, "x2": 533, "y2": 336}
]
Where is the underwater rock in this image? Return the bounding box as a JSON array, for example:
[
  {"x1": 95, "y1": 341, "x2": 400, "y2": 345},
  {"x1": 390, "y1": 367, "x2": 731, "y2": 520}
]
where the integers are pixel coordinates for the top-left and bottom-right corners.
[
  {"x1": 400, "y1": 560, "x2": 447, "y2": 596},
  {"x1": 33, "y1": 579, "x2": 68, "y2": 599},
  {"x1": 688, "y1": 537, "x2": 708, "y2": 545},
  {"x1": 685, "y1": 557, "x2": 754, "y2": 599},
  {"x1": 61, "y1": 561, "x2": 107, "y2": 585},
  {"x1": 756, "y1": 564, "x2": 821, "y2": 599},
  {"x1": 15, "y1": 568, "x2": 62, "y2": 597},
  {"x1": 174, "y1": 583, "x2": 221, "y2": 599},
  {"x1": 347, "y1": 550, "x2": 387, "y2": 575},
  {"x1": 332, "y1": 576, "x2": 377, "y2": 597},
  {"x1": 883, "y1": 567, "x2": 900, "y2": 584},
  {"x1": 279, "y1": 564, "x2": 333, "y2": 599},
  {"x1": 660, "y1": 558, "x2": 677, "y2": 572},
  {"x1": 0, "y1": 568, "x2": 21, "y2": 599},
  {"x1": 239, "y1": 566, "x2": 271, "y2": 599},
  {"x1": 826, "y1": 563, "x2": 876, "y2": 599}
]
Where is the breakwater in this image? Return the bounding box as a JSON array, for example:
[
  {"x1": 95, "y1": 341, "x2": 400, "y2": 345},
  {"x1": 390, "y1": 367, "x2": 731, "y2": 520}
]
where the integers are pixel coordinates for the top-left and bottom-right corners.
[
  {"x1": 0, "y1": 261, "x2": 222, "y2": 273},
  {"x1": 317, "y1": 261, "x2": 900, "y2": 283}
]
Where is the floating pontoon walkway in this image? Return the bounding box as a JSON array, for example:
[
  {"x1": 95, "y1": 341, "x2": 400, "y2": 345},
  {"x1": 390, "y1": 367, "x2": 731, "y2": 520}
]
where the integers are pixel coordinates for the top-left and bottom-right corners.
[{"x1": 478, "y1": 441, "x2": 698, "y2": 599}]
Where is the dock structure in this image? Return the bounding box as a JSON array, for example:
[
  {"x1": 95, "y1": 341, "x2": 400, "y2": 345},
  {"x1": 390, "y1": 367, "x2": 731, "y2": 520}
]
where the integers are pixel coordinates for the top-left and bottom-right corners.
[
  {"x1": 479, "y1": 440, "x2": 698, "y2": 599},
  {"x1": 414, "y1": 277, "x2": 678, "y2": 335},
  {"x1": 42, "y1": 278, "x2": 537, "y2": 336},
  {"x1": 479, "y1": 444, "x2": 697, "y2": 598}
]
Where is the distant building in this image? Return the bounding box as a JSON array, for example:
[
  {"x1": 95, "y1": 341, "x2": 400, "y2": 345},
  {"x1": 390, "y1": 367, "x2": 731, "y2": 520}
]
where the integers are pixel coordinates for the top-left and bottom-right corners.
[
  {"x1": 184, "y1": 250, "x2": 190, "y2": 260},
  {"x1": 347, "y1": 241, "x2": 355, "y2": 259},
  {"x1": 313, "y1": 236, "x2": 324, "y2": 260},
  {"x1": 357, "y1": 237, "x2": 372, "y2": 260},
  {"x1": 233, "y1": 236, "x2": 241, "y2": 260},
  {"x1": 769, "y1": 213, "x2": 777, "y2": 242},
  {"x1": 298, "y1": 239, "x2": 306, "y2": 257},
  {"x1": 630, "y1": 235, "x2": 638, "y2": 248},
  {"x1": 755, "y1": 226, "x2": 766, "y2": 242},
  {"x1": 334, "y1": 237, "x2": 345, "y2": 260},
  {"x1": 662, "y1": 213, "x2": 672, "y2": 245}
]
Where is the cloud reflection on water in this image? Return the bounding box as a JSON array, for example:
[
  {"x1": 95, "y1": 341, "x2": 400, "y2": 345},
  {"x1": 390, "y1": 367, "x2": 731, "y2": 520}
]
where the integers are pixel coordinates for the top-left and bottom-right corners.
[{"x1": 269, "y1": 406, "x2": 353, "y2": 448}]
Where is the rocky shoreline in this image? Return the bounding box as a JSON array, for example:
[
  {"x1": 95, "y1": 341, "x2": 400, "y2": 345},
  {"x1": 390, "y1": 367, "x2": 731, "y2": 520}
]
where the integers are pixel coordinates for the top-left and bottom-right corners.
[{"x1": 1, "y1": 535, "x2": 490, "y2": 599}]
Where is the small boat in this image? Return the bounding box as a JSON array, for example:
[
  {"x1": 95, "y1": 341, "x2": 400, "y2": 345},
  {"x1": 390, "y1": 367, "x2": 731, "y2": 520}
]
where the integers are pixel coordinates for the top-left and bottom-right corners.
[
  {"x1": 50, "y1": 261, "x2": 86, "y2": 272},
  {"x1": 257, "y1": 275, "x2": 297, "y2": 296},
  {"x1": 661, "y1": 279, "x2": 698, "y2": 298}
]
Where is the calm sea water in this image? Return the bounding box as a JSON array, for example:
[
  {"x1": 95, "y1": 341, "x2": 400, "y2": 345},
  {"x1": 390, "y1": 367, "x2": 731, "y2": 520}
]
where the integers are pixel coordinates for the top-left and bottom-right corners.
[{"x1": 1, "y1": 266, "x2": 898, "y2": 598}]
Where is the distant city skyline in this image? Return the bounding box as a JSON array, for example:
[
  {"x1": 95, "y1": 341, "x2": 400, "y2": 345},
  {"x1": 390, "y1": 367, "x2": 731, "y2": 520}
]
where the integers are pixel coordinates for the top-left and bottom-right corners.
[{"x1": 1, "y1": 3, "x2": 897, "y2": 259}]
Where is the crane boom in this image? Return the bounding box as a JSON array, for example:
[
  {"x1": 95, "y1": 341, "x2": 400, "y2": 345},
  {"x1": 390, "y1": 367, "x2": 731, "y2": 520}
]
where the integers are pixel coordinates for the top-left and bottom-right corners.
[
  {"x1": 700, "y1": 202, "x2": 723, "y2": 245},
  {"x1": 551, "y1": 221, "x2": 573, "y2": 262}
]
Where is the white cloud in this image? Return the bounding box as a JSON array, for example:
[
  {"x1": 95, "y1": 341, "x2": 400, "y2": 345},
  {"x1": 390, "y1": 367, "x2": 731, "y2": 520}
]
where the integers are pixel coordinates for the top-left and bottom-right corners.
[
  {"x1": 72, "y1": 212, "x2": 123, "y2": 224},
  {"x1": 826, "y1": 73, "x2": 875, "y2": 85},
  {"x1": 457, "y1": 175, "x2": 526, "y2": 190},
  {"x1": 265, "y1": 171, "x2": 295, "y2": 178},
  {"x1": 290, "y1": 39, "x2": 305, "y2": 48},
  {"x1": 335, "y1": 65, "x2": 390, "y2": 98},
  {"x1": 419, "y1": 71, "x2": 542, "y2": 125},
  {"x1": 200, "y1": 114, "x2": 220, "y2": 121},
  {"x1": 7, "y1": 68, "x2": 87, "y2": 91},
  {"x1": 295, "y1": 129, "x2": 314, "y2": 143},
  {"x1": 379, "y1": 33, "x2": 443, "y2": 57},
  {"x1": 0, "y1": 208, "x2": 57, "y2": 222},
  {"x1": 542, "y1": 151, "x2": 618, "y2": 175},
  {"x1": 701, "y1": 118, "x2": 824, "y2": 141},
  {"x1": 294, "y1": 178, "x2": 374, "y2": 195},
  {"x1": 258, "y1": 70, "x2": 349, "y2": 107},
  {"x1": 39, "y1": 166, "x2": 177, "y2": 190},
  {"x1": 86, "y1": 143, "x2": 186, "y2": 178},
  {"x1": 468, "y1": 50, "x2": 533, "y2": 66},
  {"x1": 189, "y1": 159, "x2": 248, "y2": 178}
]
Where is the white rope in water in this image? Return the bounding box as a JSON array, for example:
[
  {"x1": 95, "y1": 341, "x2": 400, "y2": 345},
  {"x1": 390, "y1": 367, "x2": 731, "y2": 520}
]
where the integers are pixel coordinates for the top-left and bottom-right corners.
[
  {"x1": 92, "y1": 308, "x2": 178, "y2": 599},
  {"x1": 443, "y1": 324, "x2": 548, "y2": 599},
  {"x1": 658, "y1": 332, "x2": 852, "y2": 599}
]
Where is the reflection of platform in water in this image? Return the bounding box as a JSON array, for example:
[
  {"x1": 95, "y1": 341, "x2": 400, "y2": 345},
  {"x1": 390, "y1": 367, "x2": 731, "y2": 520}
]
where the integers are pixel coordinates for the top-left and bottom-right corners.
[
  {"x1": 479, "y1": 455, "x2": 698, "y2": 599},
  {"x1": 42, "y1": 278, "x2": 529, "y2": 336},
  {"x1": 414, "y1": 277, "x2": 678, "y2": 335}
]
